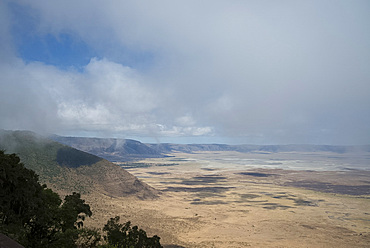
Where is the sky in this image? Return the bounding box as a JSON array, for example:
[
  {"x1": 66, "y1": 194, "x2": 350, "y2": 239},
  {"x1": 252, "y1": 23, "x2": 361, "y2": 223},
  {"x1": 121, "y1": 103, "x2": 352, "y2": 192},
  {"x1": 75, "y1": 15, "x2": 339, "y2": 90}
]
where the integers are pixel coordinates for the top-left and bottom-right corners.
[{"x1": 1, "y1": 0, "x2": 369, "y2": 145}]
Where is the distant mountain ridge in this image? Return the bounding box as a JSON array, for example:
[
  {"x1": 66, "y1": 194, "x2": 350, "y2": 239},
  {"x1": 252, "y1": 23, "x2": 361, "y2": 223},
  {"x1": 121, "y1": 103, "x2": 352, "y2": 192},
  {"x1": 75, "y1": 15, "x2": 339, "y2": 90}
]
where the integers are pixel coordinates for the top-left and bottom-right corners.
[
  {"x1": 147, "y1": 143, "x2": 370, "y2": 154},
  {"x1": 0, "y1": 130, "x2": 158, "y2": 198},
  {"x1": 51, "y1": 135, "x2": 370, "y2": 163}
]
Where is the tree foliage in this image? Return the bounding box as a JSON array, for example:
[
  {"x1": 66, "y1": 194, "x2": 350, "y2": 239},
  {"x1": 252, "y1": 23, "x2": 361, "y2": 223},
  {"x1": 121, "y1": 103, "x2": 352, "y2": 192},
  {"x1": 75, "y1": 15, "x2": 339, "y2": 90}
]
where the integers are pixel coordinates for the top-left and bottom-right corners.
[
  {"x1": 0, "y1": 150, "x2": 94, "y2": 247},
  {"x1": 102, "y1": 216, "x2": 162, "y2": 248},
  {"x1": 60, "y1": 192, "x2": 92, "y2": 231},
  {"x1": 0, "y1": 150, "x2": 162, "y2": 247}
]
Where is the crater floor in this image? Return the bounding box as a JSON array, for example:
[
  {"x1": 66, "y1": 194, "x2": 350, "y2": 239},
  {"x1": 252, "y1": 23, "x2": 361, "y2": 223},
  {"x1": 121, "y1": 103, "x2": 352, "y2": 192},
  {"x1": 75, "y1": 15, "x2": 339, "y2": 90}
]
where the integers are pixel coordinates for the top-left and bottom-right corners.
[{"x1": 85, "y1": 151, "x2": 370, "y2": 247}]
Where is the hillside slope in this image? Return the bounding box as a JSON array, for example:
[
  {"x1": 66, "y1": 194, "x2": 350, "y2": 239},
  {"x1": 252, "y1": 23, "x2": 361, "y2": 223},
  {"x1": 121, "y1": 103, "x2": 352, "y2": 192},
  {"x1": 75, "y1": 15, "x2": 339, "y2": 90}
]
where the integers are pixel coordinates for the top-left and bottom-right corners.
[
  {"x1": 51, "y1": 136, "x2": 163, "y2": 161},
  {"x1": 0, "y1": 130, "x2": 157, "y2": 198}
]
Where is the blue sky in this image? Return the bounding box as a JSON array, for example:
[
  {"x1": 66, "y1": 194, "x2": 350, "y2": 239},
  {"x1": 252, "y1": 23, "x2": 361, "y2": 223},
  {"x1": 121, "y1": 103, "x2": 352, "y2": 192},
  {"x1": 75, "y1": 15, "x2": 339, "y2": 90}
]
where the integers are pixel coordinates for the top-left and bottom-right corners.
[
  {"x1": 1, "y1": 0, "x2": 370, "y2": 145},
  {"x1": 10, "y1": 3, "x2": 87, "y2": 67}
]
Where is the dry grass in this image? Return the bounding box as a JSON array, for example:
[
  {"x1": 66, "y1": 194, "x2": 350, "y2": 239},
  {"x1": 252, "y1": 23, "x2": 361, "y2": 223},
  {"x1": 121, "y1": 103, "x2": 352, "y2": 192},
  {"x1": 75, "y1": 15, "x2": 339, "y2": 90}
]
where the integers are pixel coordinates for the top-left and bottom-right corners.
[{"x1": 79, "y1": 151, "x2": 370, "y2": 247}]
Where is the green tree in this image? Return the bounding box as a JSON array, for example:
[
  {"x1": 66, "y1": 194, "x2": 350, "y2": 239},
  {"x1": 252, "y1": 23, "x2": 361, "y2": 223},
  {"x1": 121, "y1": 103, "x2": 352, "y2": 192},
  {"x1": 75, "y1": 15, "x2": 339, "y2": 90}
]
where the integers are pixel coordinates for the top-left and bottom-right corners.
[
  {"x1": 52, "y1": 228, "x2": 101, "y2": 248},
  {"x1": 1, "y1": 150, "x2": 162, "y2": 248},
  {"x1": 76, "y1": 228, "x2": 102, "y2": 248},
  {"x1": 25, "y1": 188, "x2": 63, "y2": 247},
  {"x1": 102, "y1": 216, "x2": 162, "y2": 248},
  {"x1": 0, "y1": 151, "x2": 96, "y2": 247},
  {"x1": 60, "y1": 192, "x2": 92, "y2": 231},
  {"x1": 0, "y1": 150, "x2": 61, "y2": 246}
]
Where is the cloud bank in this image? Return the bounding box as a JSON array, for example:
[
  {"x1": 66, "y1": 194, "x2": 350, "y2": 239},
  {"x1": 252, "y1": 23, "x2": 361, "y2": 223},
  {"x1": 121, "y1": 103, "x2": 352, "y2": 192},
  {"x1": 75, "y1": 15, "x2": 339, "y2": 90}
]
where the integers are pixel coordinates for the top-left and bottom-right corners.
[{"x1": 1, "y1": 0, "x2": 369, "y2": 144}]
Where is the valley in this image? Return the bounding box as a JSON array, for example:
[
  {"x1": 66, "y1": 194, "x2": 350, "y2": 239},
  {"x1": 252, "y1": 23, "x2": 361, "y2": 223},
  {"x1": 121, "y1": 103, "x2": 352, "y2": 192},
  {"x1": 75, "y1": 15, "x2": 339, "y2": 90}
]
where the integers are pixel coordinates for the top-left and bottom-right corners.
[
  {"x1": 85, "y1": 151, "x2": 370, "y2": 247},
  {"x1": 1, "y1": 131, "x2": 369, "y2": 247}
]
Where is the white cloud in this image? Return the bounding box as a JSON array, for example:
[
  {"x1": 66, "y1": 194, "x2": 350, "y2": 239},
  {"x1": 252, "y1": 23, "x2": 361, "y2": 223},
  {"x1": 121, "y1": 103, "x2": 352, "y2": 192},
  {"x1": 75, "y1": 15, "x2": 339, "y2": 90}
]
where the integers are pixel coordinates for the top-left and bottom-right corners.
[
  {"x1": 158, "y1": 125, "x2": 213, "y2": 137},
  {"x1": 175, "y1": 115, "x2": 196, "y2": 127},
  {"x1": 1, "y1": 0, "x2": 370, "y2": 144},
  {"x1": 0, "y1": 55, "x2": 214, "y2": 138}
]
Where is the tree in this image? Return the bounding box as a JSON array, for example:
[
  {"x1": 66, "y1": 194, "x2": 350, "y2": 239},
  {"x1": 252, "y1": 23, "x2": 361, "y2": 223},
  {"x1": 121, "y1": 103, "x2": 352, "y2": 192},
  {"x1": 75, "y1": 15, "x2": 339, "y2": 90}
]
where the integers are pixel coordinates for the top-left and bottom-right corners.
[
  {"x1": 1, "y1": 151, "x2": 162, "y2": 248},
  {"x1": 0, "y1": 150, "x2": 60, "y2": 246},
  {"x1": 60, "y1": 192, "x2": 92, "y2": 231},
  {"x1": 76, "y1": 228, "x2": 102, "y2": 248},
  {"x1": 0, "y1": 151, "x2": 96, "y2": 247},
  {"x1": 102, "y1": 216, "x2": 162, "y2": 248}
]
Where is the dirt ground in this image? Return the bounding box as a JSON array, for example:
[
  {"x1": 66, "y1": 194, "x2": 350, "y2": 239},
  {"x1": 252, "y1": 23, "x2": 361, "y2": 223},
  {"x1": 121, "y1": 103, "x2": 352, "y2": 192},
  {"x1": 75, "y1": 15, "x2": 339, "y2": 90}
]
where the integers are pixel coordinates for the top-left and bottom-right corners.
[{"x1": 84, "y1": 151, "x2": 370, "y2": 247}]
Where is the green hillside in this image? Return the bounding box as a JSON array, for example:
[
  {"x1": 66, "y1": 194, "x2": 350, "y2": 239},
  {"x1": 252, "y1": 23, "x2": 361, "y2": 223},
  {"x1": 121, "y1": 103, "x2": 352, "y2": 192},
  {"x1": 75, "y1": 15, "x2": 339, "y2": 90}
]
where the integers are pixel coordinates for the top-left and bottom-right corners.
[{"x1": 0, "y1": 130, "x2": 157, "y2": 198}]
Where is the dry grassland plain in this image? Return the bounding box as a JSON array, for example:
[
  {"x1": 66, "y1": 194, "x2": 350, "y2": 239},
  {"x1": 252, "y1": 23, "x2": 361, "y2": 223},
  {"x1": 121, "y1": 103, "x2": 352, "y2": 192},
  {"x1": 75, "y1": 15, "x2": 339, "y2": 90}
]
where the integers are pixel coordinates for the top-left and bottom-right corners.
[{"x1": 84, "y1": 151, "x2": 370, "y2": 248}]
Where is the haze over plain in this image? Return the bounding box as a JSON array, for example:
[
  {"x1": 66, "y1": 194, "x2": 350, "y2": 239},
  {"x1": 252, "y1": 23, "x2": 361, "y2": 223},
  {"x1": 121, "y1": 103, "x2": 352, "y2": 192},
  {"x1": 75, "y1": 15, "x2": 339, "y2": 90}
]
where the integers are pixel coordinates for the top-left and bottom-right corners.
[{"x1": 1, "y1": 0, "x2": 369, "y2": 145}]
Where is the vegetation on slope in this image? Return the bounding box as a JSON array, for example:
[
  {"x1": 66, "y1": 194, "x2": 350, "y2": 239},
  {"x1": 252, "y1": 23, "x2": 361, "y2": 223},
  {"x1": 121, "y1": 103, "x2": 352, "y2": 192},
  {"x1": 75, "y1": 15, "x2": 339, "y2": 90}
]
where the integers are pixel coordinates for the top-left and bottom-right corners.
[
  {"x1": 0, "y1": 151, "x2": 162, "y2": 248},
  {"x1": 0, "y1": 130, "x2": 158, "y2": 198},
  {"x1": 51, "y1": 136, "x2": 164, "y2": 161},
  {"x1": 0, "y1": 150, "x2": 93, "y2": 247}
]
